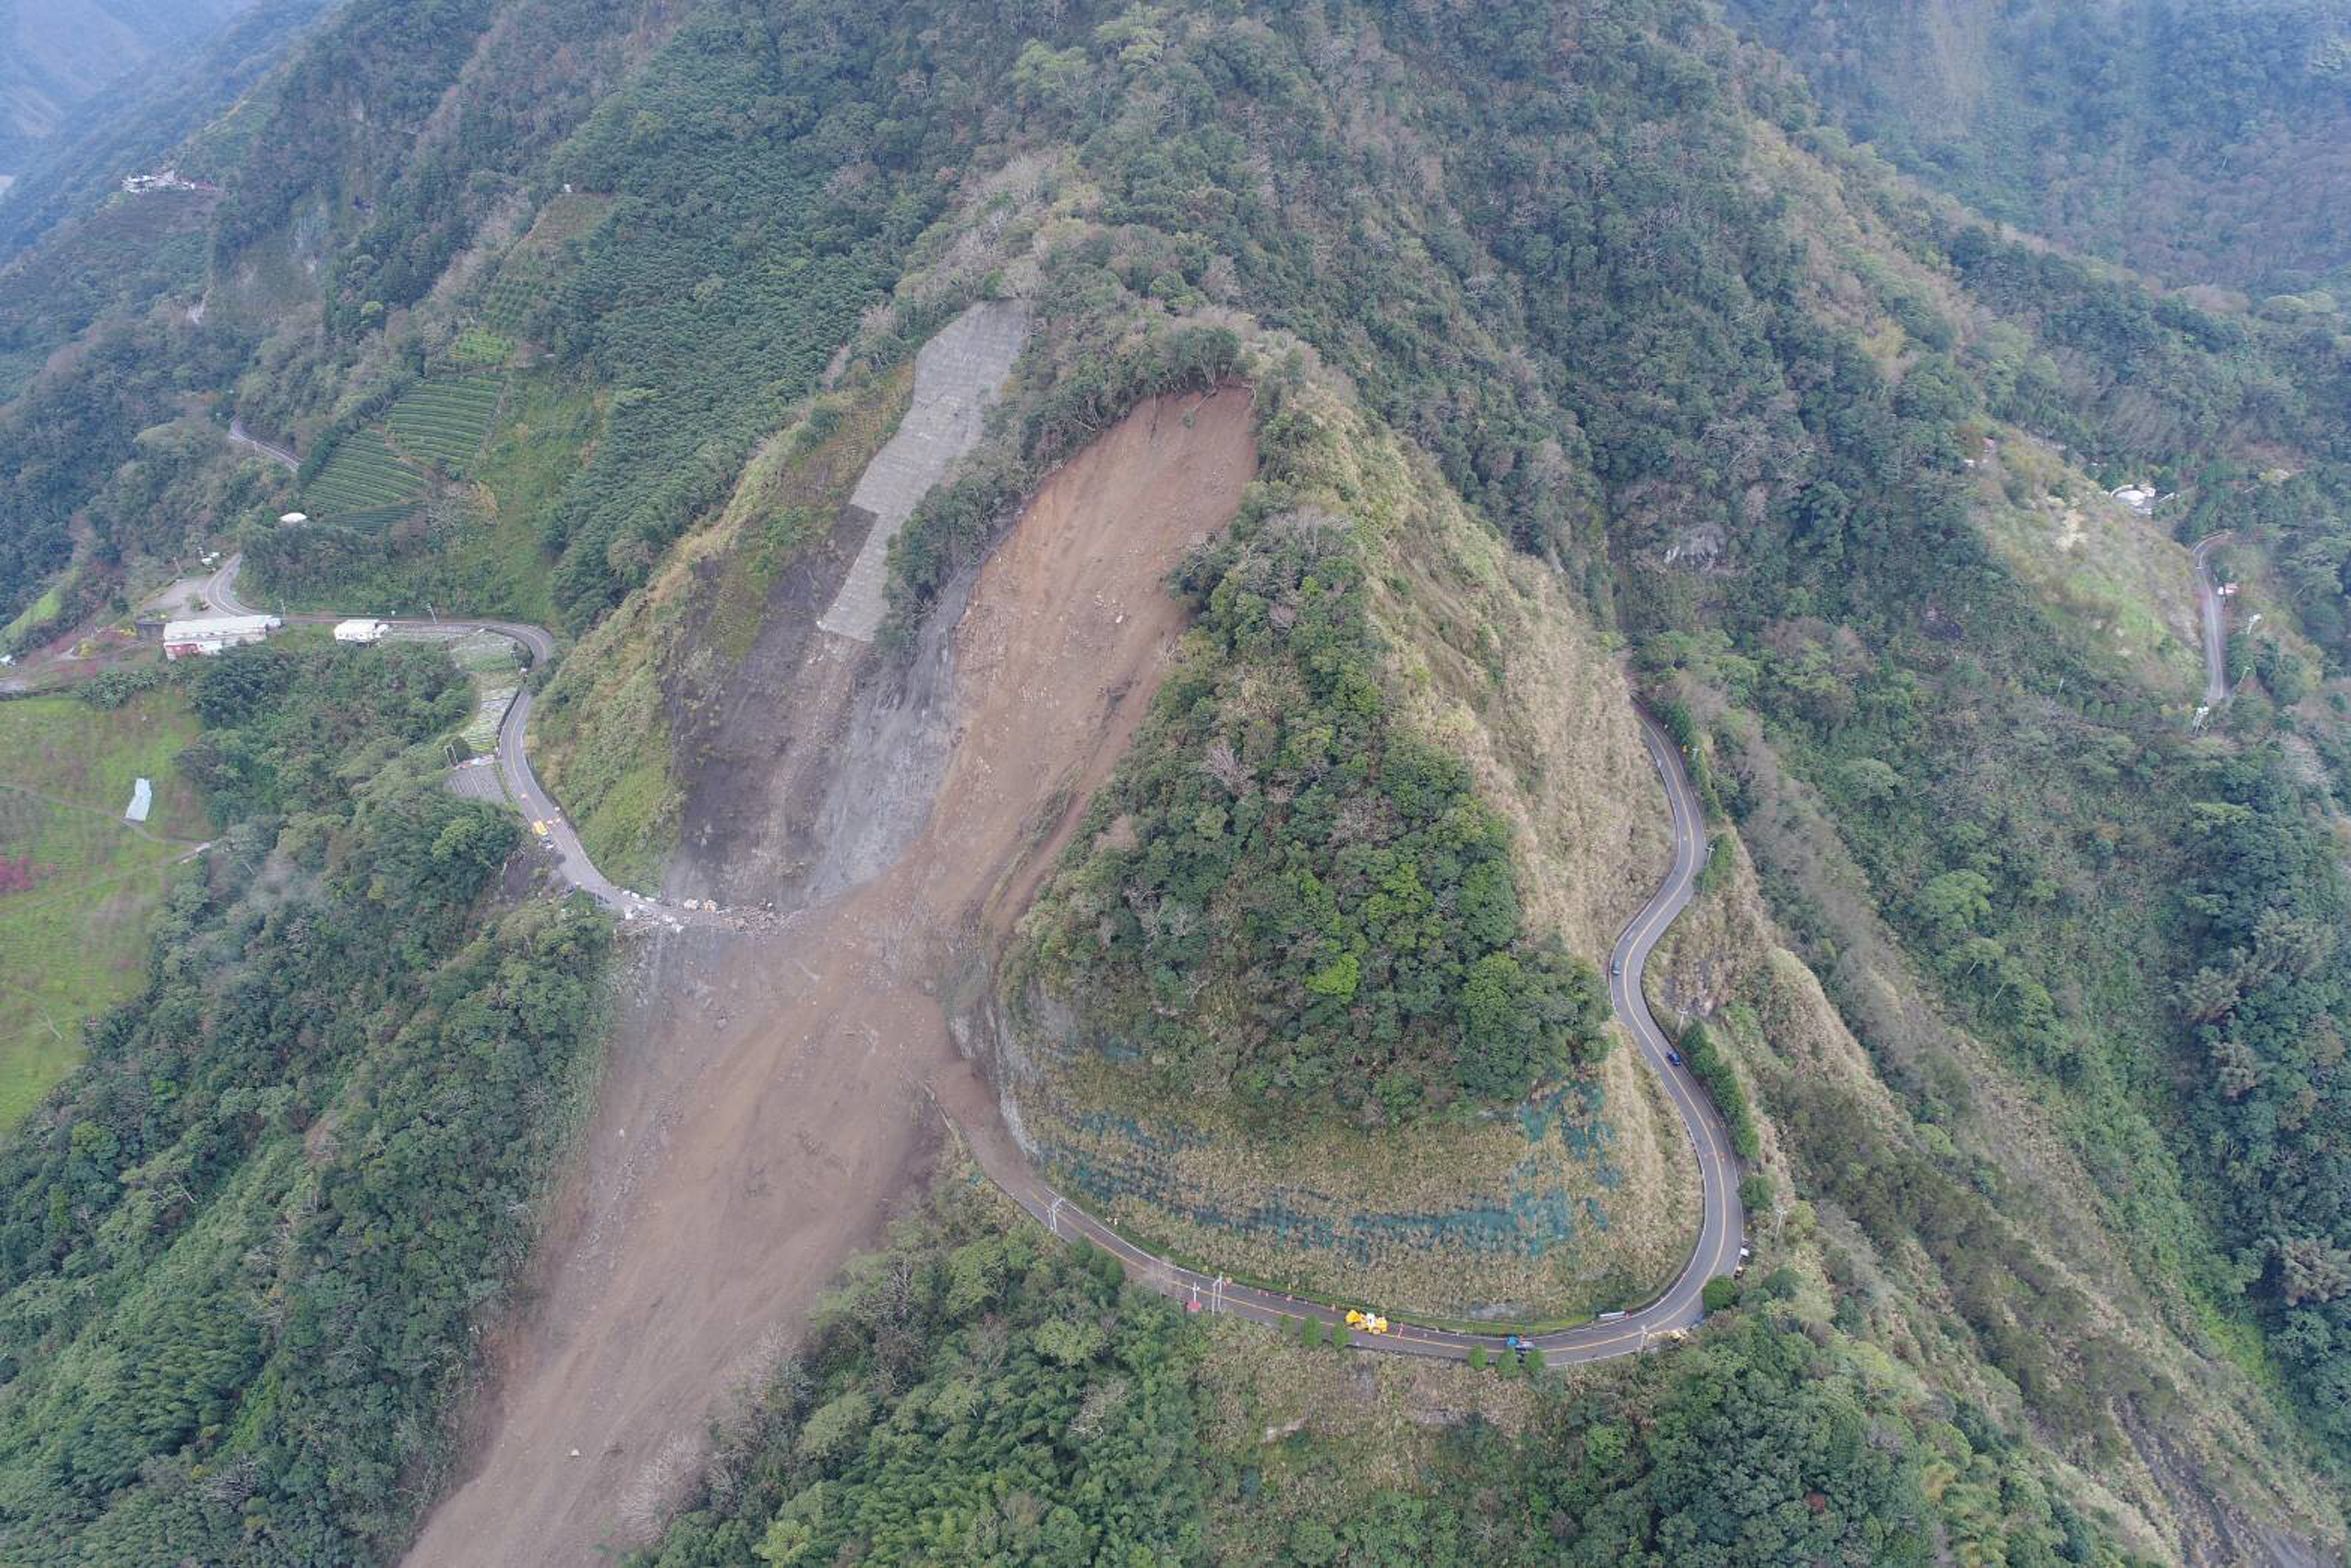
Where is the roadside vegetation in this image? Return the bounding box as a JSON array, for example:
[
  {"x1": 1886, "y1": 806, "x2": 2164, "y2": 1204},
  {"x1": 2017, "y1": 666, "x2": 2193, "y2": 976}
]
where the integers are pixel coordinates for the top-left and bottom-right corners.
[
  {"x1": 0, "y1": 642, "x2": 610, "y2": 1561},
  {"x1": 633, "y1": 1161, "x2": 2132, "y2": 1566}
]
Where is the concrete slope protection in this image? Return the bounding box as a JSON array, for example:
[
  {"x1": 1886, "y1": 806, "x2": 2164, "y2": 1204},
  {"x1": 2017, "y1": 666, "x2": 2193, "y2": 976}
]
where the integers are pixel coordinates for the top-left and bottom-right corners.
[
  {"x1": 968, "y1": 707, "x2": 1746, "y2": 1363},
  {"x1": 817, "y1": 299, "x2": 1031, "y2": 643},
  {"x1": 2193, "y1": 531, "x2": 2233, "y2": 715}
]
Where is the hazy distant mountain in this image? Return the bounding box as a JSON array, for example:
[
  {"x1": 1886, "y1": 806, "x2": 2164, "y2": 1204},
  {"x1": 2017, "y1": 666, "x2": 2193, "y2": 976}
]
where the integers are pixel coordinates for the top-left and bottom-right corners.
[
  {"x1": 1726, "y1": 0, "x2": 2351, "y2": 293},
  {"x1": 0, "y1": 0, "x2": 255, "y2": 174}
]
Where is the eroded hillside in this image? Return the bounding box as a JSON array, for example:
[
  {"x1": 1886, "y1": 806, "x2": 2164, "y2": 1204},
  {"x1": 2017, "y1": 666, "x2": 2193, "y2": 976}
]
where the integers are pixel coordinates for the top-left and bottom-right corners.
[
  {"x1": 415, "y1": 387, "x2": 1255, "y2": 1564},
  {"x1": 2, "y1": 0, "x2": 2350, "y2": 1562}
]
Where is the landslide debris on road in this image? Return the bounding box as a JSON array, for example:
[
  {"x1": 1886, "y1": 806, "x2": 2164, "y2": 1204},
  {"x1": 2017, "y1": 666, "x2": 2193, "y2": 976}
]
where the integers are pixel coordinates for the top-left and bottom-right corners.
[{"x1": 408, "y1": 388, "x2": 1255, "y2": 1566}]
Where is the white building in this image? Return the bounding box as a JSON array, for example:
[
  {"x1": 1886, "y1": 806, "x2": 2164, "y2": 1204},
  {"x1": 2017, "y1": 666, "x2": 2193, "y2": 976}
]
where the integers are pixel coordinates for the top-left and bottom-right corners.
[
  {"x1": 334, "y1": 618, "x2": 388, "y2": 644},
  {"x1": 163, "y1": 614, "x2": 279, "y2": 660}
]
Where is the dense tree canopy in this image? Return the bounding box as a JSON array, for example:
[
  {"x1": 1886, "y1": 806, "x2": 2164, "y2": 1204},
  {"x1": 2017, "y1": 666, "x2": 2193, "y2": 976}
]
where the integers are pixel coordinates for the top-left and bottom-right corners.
[
  {"x1": 639, "y1": 1176, "x2": 2124, "y2": 1566},
  {"x1": 1023, "y1": 387, "x2": 1608, "y2": 1126},
  {"x1": 0, "y1": 646, "x2": 610, "y2": 1559}
]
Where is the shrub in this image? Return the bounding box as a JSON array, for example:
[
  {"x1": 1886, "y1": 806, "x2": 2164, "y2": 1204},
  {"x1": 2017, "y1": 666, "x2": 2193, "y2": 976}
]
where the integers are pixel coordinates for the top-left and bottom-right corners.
[
  {"x1": 1679, "y1": 1020, "x2": 1762, "y2": 1162},
  {"x1": 1023, "y1": 485, "x2": 1608, "y2": 1124}
]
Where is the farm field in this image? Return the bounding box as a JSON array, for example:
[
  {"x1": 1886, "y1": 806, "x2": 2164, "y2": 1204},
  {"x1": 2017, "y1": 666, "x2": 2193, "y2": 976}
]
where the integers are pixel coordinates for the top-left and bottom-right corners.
[
  {"x1": 386, "y1": 375, "x2": 504, "y2": 474},
  {"x1": 478, "y1": 274, "x2": 539, "y2": 336},
  {"x1": 447, "y1": 327, "x2": 514, "y2": 367},
  {"x1": 0, "y1": 691, "x2": 209, "y2": 1128},
  {"x1": 476, "y1": 190, "x2": 611, "y2": 339},
  {"x1": 438, "y1": 627, "x2": 521, "y2": 754},
  {"x1": 303, "y1": 428, "x2": 426, "y2": 521}
]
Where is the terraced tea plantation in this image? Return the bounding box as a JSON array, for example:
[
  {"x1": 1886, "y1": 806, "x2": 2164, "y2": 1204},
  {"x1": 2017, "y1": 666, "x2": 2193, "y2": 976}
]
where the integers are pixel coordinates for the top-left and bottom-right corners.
[
  {"x1": 448, "y1": 327, "x2": 514, "y2": 367},
  {"x1": 304, "y1": 428, "x2": 426, "y2": 523},
  {"x1": 479, "y1": 273, "x2": 540, "y2": 336},
  {"x1": 388, "y1": 375, "x2": 504, "y2": 474},
  {"x1": 474, "y1": 190, "x2": 610, "y2": 338}
]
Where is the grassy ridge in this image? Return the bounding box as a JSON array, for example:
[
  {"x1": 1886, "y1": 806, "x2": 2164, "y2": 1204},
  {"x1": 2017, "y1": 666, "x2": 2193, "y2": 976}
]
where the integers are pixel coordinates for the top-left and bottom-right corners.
[{"x1": 0, "y1": 692, "x2": 207, "y2": 1128}]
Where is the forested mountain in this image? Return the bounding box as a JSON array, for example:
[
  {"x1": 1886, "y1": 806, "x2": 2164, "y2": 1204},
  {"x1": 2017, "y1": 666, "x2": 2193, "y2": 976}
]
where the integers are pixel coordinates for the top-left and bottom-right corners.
[
  {"x1": 0, "y1": 0, "x2": 2349, "y2": 1562},
  {"x1": 1724, "y1": 0, "x2": 2351, "y2": 294},
  {"x1": 0, "y1": 0, "x2": 328, "y2": 267},
  {"x1": 0, "y1": 0, "x2": 257, "y2": 178}
]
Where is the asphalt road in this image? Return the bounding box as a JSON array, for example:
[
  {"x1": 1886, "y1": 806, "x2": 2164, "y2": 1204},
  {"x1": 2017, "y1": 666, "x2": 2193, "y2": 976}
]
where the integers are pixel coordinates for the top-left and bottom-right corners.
[
  {"x1": 205, "y1": 424, "x2": 662, "y2": 915},
  {"x1": 2192, "y1": 531, "x2": 2233, "y2": 714},
  {"x1": 206, "y1": 554, "x2": 694, "y2": 922},
  {"x1": 211, "y1": 552, "x2": 1741, "y2": 1363},
  {"x1": 965, "y1": 708, "x2": 1745, "y2": 1364},
  {"x1": 226, "y1": 417, "x2": 299, "y2": 472}
]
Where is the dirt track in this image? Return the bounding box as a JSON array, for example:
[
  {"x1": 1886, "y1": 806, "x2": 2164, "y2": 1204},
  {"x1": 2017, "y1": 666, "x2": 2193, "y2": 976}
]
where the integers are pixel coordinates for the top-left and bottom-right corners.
[{"x1": 406, "y1": 389, "x2": 1255, "y2": 1565}]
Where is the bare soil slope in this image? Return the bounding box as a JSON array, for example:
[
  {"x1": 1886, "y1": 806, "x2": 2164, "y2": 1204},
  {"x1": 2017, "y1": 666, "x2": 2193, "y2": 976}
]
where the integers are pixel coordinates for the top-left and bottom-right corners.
[{"x1": 407, "y1": 389, "x2": 1254, "y2": 1566}]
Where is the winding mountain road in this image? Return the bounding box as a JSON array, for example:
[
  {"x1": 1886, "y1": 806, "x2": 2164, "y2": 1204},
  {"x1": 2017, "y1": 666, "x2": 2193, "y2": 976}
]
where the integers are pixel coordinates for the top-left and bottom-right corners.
[
  {"x1": 226, "y1": 417, "x2": 299, "y2": 473},
  {"x1": 210, "y1": 549, "x2": 1741, "y2": 1362},
  {"x1": 2193, "y1": 531, "x2": 2233, "y2": 715},
  {"x1": 205, "y1": 553, "x2": 675, "y2": 919},
  {"x1": 965, "y1": 709, "x2": 1745, "y2": 1363}
]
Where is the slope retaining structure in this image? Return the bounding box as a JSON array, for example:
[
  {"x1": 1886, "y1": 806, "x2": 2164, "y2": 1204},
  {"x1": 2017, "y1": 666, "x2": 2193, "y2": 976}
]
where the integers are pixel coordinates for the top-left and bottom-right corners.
[{"x1": 817, "y1": 299, "x2": 1032, "y2": 643}]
